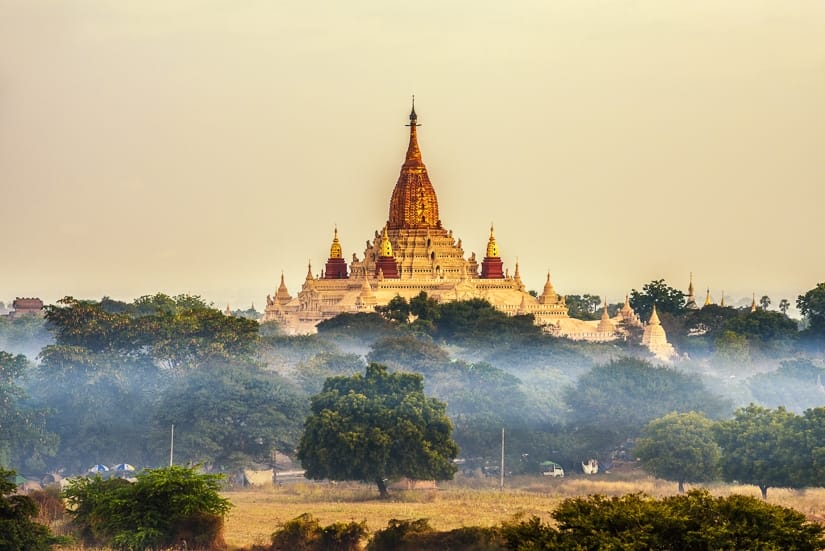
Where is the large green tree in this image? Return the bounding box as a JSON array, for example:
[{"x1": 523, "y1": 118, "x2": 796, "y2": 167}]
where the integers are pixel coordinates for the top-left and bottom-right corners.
[
  {"x1": 297, "y1": 363, "x2": 458, "y2": 497},
  {"x1": 629, "y1": 279, "x2": 686, "y2": 321},
  {"x1": 714, "y1": 404, "x2": 801, "y2": 499},
  {"x1": 634, "y1": 412, "x2": 721, "y2": 492}
]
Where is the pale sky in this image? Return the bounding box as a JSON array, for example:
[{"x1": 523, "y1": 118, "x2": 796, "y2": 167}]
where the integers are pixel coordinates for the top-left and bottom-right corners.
[{"x1": 1, "y1": 1, "x2": 824, "y2": 311}]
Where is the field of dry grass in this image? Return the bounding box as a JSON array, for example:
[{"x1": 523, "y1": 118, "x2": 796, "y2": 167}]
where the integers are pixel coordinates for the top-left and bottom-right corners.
[{"x1": 221, "y1": 470, "x2": 825, "y2": 549}]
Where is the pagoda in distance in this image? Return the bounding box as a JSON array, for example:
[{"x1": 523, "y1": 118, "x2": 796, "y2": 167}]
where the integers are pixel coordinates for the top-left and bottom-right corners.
[{"x1": 263, "y1": 100, "x2": 672, "y2": 357}]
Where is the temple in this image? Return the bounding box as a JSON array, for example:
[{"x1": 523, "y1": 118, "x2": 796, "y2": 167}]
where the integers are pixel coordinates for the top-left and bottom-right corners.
[{"x1": 263, "y1": 102, "x2": 674, "y2": 357}]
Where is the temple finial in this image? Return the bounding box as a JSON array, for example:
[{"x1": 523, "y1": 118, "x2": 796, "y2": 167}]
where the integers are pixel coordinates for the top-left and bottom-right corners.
[{"x1": 407, "y1": 95, "x2": 419, "y2": 127}]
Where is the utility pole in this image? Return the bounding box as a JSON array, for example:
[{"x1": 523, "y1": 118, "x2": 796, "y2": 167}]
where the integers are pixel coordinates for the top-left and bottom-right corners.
[
  {"x1": 500, "y1": 427, "x2": 505, "y2": 492},
  {"x1": 170, "y1": 424, "x2": 174, "y2": 467}
]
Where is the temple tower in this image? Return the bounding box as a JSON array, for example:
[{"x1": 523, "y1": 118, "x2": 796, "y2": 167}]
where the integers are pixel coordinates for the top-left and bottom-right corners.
[
  {"x1": 597, "y1": 299, "x2": 615, "y2": 333},
  {"x1": 642, "y1": 304, "x2": 676, "y2": 361},
  {"x1": 324, "y1": 227, "x2": 349, "y2": 279},
  {"x1": 685, "y1": 273, "x2": 699, "y2": 309},
  {"x1": 480, "y1": 225, "x2": 505, "y2": 279},
  {"x1": 374, "y1": 227, "x2": 400, "y2": 278}
]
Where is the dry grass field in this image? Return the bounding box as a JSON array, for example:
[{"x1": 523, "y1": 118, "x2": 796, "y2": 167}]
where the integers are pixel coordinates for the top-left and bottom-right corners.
[{"x1": 221, "y1": 470, "x2": 825, "y2": 549}]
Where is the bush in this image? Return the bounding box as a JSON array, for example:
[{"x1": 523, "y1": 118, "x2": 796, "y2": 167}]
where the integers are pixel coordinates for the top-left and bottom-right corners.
[
  {"x1": 269, "y1": 513, "x2": 367, "y2": 551},
  {"x1": 368, "y1": 518, "x2": 502, "y2": 551},
  {"x1": 0, "y1": 467, "x2": 59, "y2": 551},
  {"x1": 501, "y1": 490, "x2": 825, "y2": 550},
  {"x1": 63, "y1": 465, "x2": 231, "y2": 550}
]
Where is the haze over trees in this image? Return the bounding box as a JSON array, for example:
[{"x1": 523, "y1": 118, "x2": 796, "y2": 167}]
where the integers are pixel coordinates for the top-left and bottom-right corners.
[{"x1": 0, "y1": 281, "x2": 824, "y2": 502}]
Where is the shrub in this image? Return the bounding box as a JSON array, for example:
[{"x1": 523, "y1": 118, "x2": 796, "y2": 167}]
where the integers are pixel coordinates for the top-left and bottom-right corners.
[
  {"x1": 0, "y1": 467, "x2": 60, "y2": 551},
  {"x1": 368, "y1": 518, "x2": 502, "y2": 551},
  {"x1": 270, "y1": 513, "x2": 367, "y2": 551},
  {"x1": 63, "y1": 465, "x2": 231, "y2": 550}
]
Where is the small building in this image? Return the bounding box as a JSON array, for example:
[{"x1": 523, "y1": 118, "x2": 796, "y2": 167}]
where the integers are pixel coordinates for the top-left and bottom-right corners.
[{"x1": 10, "y1": 297, "x2": 44, "y2": 318}]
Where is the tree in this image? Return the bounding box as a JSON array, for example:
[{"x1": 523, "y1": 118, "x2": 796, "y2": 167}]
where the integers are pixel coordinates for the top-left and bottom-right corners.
[
  {"x1": 760, "y1": 295, "x2": 772, "y2": 310},
  {"x1": 0, "y1": 352, "x2": 57, "y2": 471},
  {"x1": 63, "y1": 465, "x2": 231, "y2": 550},
  {"x1": 722, "y1": 309, "x2": 798, "y2": 354},
  {"x1": 779, "y1": 298, "x2": 792, "y2": 316},
  {"x1": 634, "y1": 412, "x2": 721, "y2": 492},
  {"x1": 629, "y1": 279, "x2": 686, "y2": 321},
  {"x1": 0, "y1": 467, "x2": 58, "y2": 550},
  {"x1": 749, "y1": 359, "x2": 825, "y2": 412},
  {"x1": 153, "y1": 365, "x2": 307, "y2": 469},
  {"x1": 714, "y1": 404, "x2": 801, "y2": 499},
  {"x1": 564, "y1": 295, "x2": 602, "y2": 320},
  {"x1": 798, "y1": 283, "x2": 825, "y2": 341},
  {"x1": 375, "y1": 295, "x2": 411, "y2": 324},
  {"x1": 366, "y1": 335, "x2": 450, "y2": 374},
  {"x1": 432, "y1": 298, "x2": 541, "y2": 343},
  {"x1": 565, "y1": 357, "x2": 729, "y2": 453},
  {"x1": 297, "y1": 363, "x2": 458, "y2": 497}
]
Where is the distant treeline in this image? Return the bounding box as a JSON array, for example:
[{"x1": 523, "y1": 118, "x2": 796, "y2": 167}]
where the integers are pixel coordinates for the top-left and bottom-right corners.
[{"x1": 1, "y1": 282, "x2": 824, "y2": 481}]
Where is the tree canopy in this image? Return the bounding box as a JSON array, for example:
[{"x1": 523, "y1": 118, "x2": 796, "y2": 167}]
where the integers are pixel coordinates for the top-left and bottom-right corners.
[
  {"x1": 634, "y1": 412, "x2": 721, "y2": 492},
  {"x1": 714, "y1": 404, "x2": 802, "y2": 498},
  {"x1": 152, "y1": 365, "x2": 307, "y2": 469},
  {"x1": 297, "y1": 363, "x2": 458, "y2": 497},
  {"x1": 629, "y1": 279, "x2": 686, "y2": 321},
  {"x1": 798, "y1": 282, "x2": 825, "y2": 342},
  {"x1": 565, "y1": 357, "x2": 729, "y2": 452}
]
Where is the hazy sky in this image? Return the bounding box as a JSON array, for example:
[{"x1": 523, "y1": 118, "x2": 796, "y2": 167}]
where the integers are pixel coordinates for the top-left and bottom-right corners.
[{"x1": 2, "y1": 1, "x2": 823, "y2": 312}]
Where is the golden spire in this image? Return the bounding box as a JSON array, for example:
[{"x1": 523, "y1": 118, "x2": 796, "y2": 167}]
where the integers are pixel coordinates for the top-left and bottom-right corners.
[
  {"x1": 649, "y1": 304, "x2": 661, "y2": 325},
  {"x1": 688, "y1": 272, "x2": 695, "y2": 295},
  {"x1": 329, "y1": 226, "x2": 343, "y2": 259},
  {"x1": 601, "y1": 299, "x2": 610, "y2": 320},
  {"x1": 388, "y1": 99, "x2": 440, "y2": 230},
  {"x1": 404, "y1": 95, "x2": 422, "y2": 167},
  {"x1": 305, "y1": 260, "x2": 314, "y2": 281},
  {"x1": 278, "y1": 271, "x2": 288, "y2": 293},
  {"x1": 486, "y1": 224, "x2": 500, "y2": 258},
  {"x1": 720, "y1": 291, "x2": 725, "y2": 307},
  {"x1": 704, "y1": 288, "x2": 712, "y2": 306},
  {"x1": 751, "y1": 292, "x2": 757, "y2": 312},
  {"x1": 380, "y1": 227, "x2": 394, "y2": 257}
]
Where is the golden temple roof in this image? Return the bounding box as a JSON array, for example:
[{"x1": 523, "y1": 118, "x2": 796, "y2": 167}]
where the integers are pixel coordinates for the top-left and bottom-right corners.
[
  {"x1": 380, "y1": 227, "x2": 394, "y2": 257},
  {"x1": 387, "y1": 100, "x2": 440, "y2": 230},
  {"x1": 486, "y1": 225, "x2": 500, "y2": 258},
  {"x1": 329, "y1": 227, "x2": 343, "y2": 259}
]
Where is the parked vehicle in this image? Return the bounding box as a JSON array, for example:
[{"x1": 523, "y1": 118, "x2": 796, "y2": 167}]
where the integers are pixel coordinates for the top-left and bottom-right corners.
[{"x1": 541, "y1": 461, "x2": 564, "y2": 478}]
